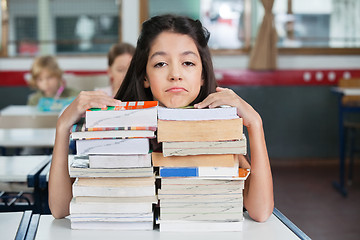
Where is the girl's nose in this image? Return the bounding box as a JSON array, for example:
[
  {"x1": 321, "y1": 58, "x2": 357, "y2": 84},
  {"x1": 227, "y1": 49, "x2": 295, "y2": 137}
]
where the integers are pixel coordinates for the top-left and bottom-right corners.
[{"x1": 169, "y1": 65, "x2": 182, "y2": 81}]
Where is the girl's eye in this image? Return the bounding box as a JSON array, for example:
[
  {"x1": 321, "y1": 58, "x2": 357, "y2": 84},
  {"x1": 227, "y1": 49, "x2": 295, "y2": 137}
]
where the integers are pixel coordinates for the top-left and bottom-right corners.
[
  {"x1": 183, "y1": 61, "x2": 195, "y2": 66},
  {"x1": 154, "y1": 62, "x2": 167, "y2": 68}
]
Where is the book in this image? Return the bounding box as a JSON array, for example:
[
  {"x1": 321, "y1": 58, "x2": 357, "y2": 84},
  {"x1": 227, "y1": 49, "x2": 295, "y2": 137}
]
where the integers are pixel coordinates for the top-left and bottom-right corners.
[
  {"x1": 152, "y1": 152, "x2": 237, "y2": 167},
  {"x1": 37, "y1": 97, "x2": 75, "y2": 112},
  {"x1": 71, "y1": 221, "x2": 154, "y2": 230},
  {"x1": 70, "y1": 196, "x2": 157, "y2": 214},
  {"x1": 159, "y1": 161, "x2": 239, "y2": 178},
  {"x1": 69, "y1": 158, "x2": 153, "y2": 178},
  {"x1": 157, "y1": 118, "x2": 243, "y2": 142},
  {"x1": 70, "y1": 213, "x2": 154, "y2": 222},
  {"x1": 85, "y1": 101, "x2": 158, "y2": 128},
  {"x1": 157, "y1": 106, "x2": 239, "y2": 121},
  {"x1": 76, "y1": 176, "x2": 156, "y2": 187},
  {"x1": 158, "y1": 220, "x2": 243, "y2": 232},
  {"x1": 75, "y1": 138, "x2": 150, "y2": 155},
  {"x1": 71, "y1": 122, "x2": 155, "y2": 140},
  {"x1": 89, "y1": 154, "x2": 151, "y2": 168},
  {"x1": 162, "y1": 137, "x2": 247, "y2": 157},
  {"x1": 72, "y1": 178, "x2": 156, "y2": 197}
]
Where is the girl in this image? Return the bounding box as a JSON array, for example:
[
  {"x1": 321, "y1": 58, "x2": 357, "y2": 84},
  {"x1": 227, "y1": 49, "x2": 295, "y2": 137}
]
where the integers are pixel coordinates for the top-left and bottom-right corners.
[
  {"x1": 49, "y1": 14, "x2": 274, "y2": 222},
  {"x1": 96, "y1": 43, "x2": 135, "y2": 97},
  {"x1": 27, "y1": 56, "x2": 79, "y2": 106}
]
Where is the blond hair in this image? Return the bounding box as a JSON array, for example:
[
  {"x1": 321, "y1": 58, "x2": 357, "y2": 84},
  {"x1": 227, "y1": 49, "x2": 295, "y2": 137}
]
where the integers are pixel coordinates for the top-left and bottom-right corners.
[{"x1": 29, "y1": 56, "x2": 63, "y2": 89}]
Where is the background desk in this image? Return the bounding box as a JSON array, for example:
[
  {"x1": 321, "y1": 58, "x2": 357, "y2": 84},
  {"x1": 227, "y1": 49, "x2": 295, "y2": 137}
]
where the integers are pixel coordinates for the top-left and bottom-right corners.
[
  {"x1": 0, "y1": 155, "x2": 51, "y2": 212},
  {"x1": 33, "y1": 210, "x2": 310, "y2": 240},
  {"x1": 0, "y1": 105, "x2": 59, "y2": 129},
  {"x1": 0, "y1": 128, "x2": 55, "y2": 148}
]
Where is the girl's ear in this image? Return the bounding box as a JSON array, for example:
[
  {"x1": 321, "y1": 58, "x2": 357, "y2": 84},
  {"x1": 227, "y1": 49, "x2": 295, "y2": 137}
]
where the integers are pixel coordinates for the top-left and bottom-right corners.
[{"x1": 144, "y1": 76, "x2": 150, "y2": 88}]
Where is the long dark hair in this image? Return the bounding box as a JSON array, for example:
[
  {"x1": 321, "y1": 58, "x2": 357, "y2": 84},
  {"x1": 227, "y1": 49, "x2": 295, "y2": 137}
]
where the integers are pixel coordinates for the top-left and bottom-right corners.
[{"x1": 114, "y1": 14, "x2": 217, "y2": 104}]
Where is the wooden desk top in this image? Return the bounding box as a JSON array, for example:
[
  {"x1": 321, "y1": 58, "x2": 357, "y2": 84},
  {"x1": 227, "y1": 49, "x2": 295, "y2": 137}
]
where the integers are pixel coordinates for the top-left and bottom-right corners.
[
  {"x1": 0, "y1": 105, "x2": 59, "y2": 128},
  {"x1": 34, "y1": 212, "x2": 302, "y2": 240}
]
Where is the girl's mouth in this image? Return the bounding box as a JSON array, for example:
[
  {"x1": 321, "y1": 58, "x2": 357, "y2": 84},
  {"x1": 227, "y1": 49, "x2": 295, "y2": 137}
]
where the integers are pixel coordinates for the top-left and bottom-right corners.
[{"x1": 166, "y1": 87, "x2": 187, "y2": 92}]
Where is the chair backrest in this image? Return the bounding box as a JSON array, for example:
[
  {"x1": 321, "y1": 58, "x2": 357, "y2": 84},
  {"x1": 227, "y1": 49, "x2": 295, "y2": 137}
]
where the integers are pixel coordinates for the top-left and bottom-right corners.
[
  {"x1": 64, "y1": 74, "x2": 109, "y2": 91},
  {"x1": 338, "y1": 78, "x2": 360, "y2": 106}
]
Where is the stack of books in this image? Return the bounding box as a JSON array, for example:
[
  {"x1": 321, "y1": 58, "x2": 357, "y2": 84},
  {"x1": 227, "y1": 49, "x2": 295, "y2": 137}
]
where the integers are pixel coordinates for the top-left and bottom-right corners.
[
  {"x1": 154, "y1": 106, "x2": 250, "y2": 232},
  {"x1": 69, "y1": 101, "x2": 158, "y2": 230}
]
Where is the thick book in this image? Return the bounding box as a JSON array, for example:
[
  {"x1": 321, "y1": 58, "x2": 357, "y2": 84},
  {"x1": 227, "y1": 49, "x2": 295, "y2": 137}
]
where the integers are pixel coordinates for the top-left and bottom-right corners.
[
  {"x1": 89, "y1": 154, "x2": 151, "y2": 168},
  {"x1": 158, "y1": 220, "x2": 243, "y2": 232},
  {"x1": 152, "y1": 152, "x2": 237, "y2": 167},
  {"x1": 157, "y1": 118, "x2": 243, "y2": 142},
  {"x1": 71, "y1": 221, "x2": 154, "y2": 230},
  {"x1": 162, "y1": 137, "x2": 246, "y2": 157},
  {"x1": 85, "y1": 101, "x2": 158, "y2": 128},
  {"x1": 76, "y1": 176, "x2": 156, "y2": 187},
  {"x1": 76, "y1": 138, "x2": 149, "y2": 155},
  {"x1": 72, "y1": 178, "x2": 156, "y2": 197},
  {"x1": 70, "y1": 213, "x2": 154, "y2": 222},
  {"x1": 69, "y1": 158, "x2": 153, "y2": 178},
  {"x1": 159, "y1": 162, "x2": 239, "y2": 178},
  {"x1": 70, "y1": 196, "x2": 157, "y2": 214},
  {"x1": 71, "y1": 122, "x2": 155, "y2": 140},
  {"x1": 157, "y1": 106, "x2": 239, "y2": 121}
]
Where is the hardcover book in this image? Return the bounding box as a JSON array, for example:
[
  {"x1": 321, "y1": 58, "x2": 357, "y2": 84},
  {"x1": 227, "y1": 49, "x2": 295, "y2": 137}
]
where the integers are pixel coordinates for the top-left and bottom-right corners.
[
  {"x1": 157, "y1": 105, "x2": 239, "y2": 121},
  {"x1": 162, "y1": 137, "x2": 246, "y2": 157},
  {"x1": 157, "y1": 118, "x2": 243, "y2": 142},
  {"x1": 85, "y1": 101, "x2": 158, "y2": 128}
]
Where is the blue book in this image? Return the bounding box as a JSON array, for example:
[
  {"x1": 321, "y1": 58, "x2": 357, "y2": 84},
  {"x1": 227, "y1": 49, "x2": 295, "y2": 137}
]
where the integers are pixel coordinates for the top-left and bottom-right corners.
[
  {"x1": 37, "y1": 97, "x2": 75, "y2": 112},
  {"x1": 160, "y1": 167, "x2": 198, "y2": 177}
]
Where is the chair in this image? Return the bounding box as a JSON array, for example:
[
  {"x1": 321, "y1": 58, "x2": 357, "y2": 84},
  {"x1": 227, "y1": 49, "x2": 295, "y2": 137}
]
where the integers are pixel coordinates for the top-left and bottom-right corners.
[{"x1": 339, "y1": 78, "x2": 360, "y2": 185}]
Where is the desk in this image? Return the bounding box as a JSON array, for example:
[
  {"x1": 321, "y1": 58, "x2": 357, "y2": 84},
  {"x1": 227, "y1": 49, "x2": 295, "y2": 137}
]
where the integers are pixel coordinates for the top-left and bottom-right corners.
[
  {"x1": 0, "y1": 155, "x2": 51, "y2": 212},
  {"x1": 32, "y1": 209, "x2": 310, "y2": 240},
  {"x1": 0, "y1": 128, "x2": 56, "y2": 148},
  {"x1": 0, "y1": 210, "x2": 33, "y2": 240},
  {"x1": 0, "y1": 105, "x2": 59, "y2": 129},
  {"x1": 331, "y1": 87, "x2": 360, "y2": 196}
]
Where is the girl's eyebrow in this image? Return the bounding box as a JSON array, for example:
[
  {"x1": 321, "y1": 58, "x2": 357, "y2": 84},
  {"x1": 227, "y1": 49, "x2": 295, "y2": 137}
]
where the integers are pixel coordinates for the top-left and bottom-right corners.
[{"x1": 149, "y1": 50, "x2": 199, "y2": 60}]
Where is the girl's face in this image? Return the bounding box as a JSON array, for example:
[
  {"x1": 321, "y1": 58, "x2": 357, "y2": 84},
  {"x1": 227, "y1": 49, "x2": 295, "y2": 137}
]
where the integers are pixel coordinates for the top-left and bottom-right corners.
[
  {"x1": 36, "y1": 70, "x2": 61, "y2": 97},
  {"x1": 145, "y1": 31, "x2": 203, "y2": 108},
  {"x1": 108, "y1": 53, "x2": 132, "y2": 97}
]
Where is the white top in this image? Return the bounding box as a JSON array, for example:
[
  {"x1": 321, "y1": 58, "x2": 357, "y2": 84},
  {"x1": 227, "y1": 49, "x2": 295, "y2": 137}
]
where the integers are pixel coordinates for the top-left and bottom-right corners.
[
  {"x1": 0, "y1": 212, "x2": 24, "y2": 239},
  {"x1": 0, "y1": 105, "x2": 60, "y2": 128},
  {"x1": 0, "y1": 128, "x2": 55, "y2": 147},
  {"x1": 332, "y1": 87, "x2": 360, "y2": 96},
  {"x1": 1, "y1": 105, "x2": 59, "y2": 116},
  {"x1": 0, "y1": 155, "x2": 51, "y2": 182},
  {"x1": 34, "y1": 213, "x2": 300, "y2": 240}
]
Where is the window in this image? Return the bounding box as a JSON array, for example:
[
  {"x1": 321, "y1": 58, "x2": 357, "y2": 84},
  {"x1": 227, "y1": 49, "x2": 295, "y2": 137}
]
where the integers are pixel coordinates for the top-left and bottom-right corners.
[
  {"x1": 2, "y1": 0, "x2": 120, "y2": 57},
  {"x1": 145, "y1": 0, "x2": 360, "y2": 54}
]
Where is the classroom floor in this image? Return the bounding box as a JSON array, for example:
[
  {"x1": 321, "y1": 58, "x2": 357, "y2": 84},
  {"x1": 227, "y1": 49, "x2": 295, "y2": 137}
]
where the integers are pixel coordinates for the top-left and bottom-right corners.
[{"x1": 271, "y1": 158, "x2": 360, "y2": 240}]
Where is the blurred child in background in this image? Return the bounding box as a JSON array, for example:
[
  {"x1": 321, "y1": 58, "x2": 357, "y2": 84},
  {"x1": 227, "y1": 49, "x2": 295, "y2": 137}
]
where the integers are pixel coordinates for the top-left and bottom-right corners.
[
  {"x1": 27, "y1": 55, "x2": 79, "y2": 106},
  {"x1": 96, "y1": 43, "x2": 135, "y2": 97}
]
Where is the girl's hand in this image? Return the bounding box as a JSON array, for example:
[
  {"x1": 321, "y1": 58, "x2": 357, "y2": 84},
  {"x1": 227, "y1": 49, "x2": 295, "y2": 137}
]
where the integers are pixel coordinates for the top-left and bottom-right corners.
[
  {"x1": 194, "y1": 87, "x2": 262, "y2": 129},
  {"x1": 57, "y1": 90, "x2": 121, "y2": 131}
]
